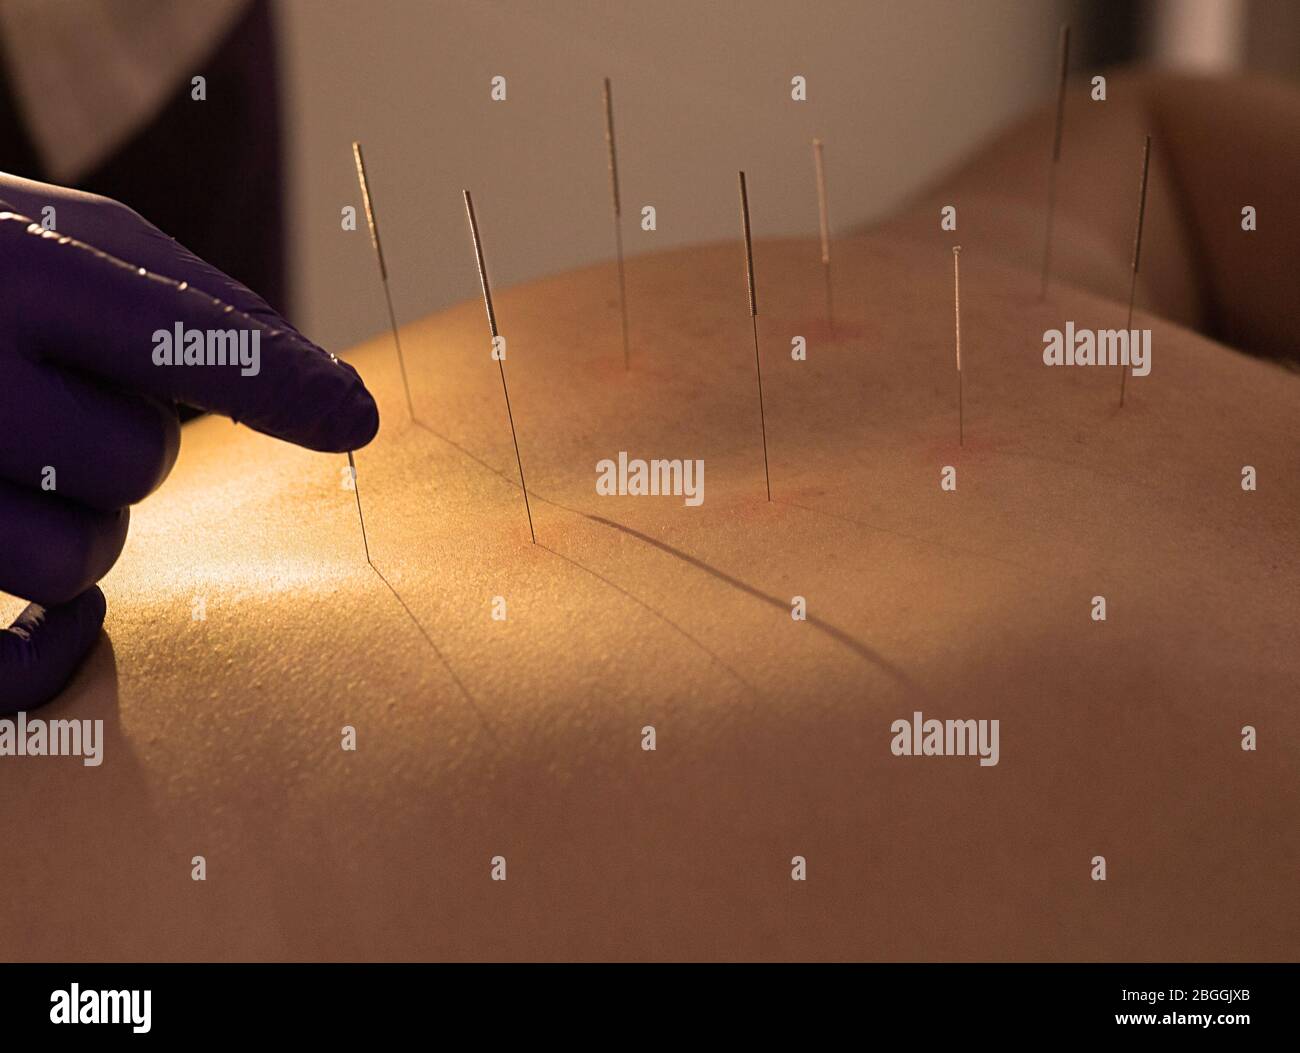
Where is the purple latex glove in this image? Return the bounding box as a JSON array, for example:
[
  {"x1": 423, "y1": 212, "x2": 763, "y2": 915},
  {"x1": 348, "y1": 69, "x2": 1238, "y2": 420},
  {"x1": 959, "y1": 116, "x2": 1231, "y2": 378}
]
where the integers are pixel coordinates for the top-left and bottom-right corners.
[{"x1": 0, "y1": 175, "x2": 379, "y2": 713}]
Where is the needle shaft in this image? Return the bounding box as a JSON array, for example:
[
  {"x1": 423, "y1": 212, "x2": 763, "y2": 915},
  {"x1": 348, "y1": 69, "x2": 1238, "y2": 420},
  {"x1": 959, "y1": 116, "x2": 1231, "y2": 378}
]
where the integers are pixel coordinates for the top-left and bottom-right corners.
[
  {"x1": 352, "y1": 141, "x2": 415, "y2": 420},
  {"x1": 812, "y1": 138, "x2": 833, "y2": 329},
  {"x1": 347, "y1": 450, "x2": 372, "y2": 566},
  {"x1": 464, "y1": 189, "x2": 537, "y2": 544},
  {"x1": 1120, "y1": 134, "x2": 1152, "y2": 408},
  {"x1": 1039, "y1": 24, "x2": 1070, "y2": 299},
  {"x1": 603, "y1": 79, "x2": 632, "y2": 370},
  {"x1": 739, "y1": 172, "x2": 772, "y2": 501}
]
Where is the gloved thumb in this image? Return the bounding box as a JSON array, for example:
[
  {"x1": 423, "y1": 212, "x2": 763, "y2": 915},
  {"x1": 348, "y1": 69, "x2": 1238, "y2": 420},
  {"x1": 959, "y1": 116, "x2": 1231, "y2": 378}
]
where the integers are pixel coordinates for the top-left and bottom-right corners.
[{"x1": 0, "y1": 586, "x2": 106, "y2": 715}]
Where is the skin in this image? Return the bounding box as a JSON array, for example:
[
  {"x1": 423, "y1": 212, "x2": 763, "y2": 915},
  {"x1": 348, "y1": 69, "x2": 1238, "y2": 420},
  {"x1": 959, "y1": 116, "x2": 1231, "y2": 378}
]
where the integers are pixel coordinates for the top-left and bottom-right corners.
[{"x1": 0, "y1": 73, "x2": 1295, "y2": 961}]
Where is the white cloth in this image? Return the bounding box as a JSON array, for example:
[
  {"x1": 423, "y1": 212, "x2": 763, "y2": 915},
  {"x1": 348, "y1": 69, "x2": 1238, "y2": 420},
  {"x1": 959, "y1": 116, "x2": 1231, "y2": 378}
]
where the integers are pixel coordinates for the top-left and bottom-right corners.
[{"x1": 0, "y1": 0, "x2": 250, "y2": 182}]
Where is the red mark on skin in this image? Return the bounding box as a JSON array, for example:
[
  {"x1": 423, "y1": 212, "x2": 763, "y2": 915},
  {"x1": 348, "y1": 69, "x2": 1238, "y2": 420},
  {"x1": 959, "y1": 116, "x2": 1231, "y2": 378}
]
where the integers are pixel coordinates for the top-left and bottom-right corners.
[
  {"x1": 583, "y1": 350, "x2": 679, "y2": 386},
  {"x1": 918, "y1": 431, "x2": 1013, "y2": 462},
  {"x1": 769, "y1": 316, "x2": 867, "y2": 344},
  {"x1": 723, "y1": 495, "x2": 787, "y2": 522}
]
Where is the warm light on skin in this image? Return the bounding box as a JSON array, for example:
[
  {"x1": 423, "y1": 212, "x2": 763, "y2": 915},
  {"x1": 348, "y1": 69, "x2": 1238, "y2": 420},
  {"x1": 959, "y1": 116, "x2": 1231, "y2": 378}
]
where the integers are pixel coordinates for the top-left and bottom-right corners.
[
  {"x1": 1, "y1": 467, "x2": 360, "y2": 637},
  {"x1": 112, "y1": 555, "x2": 358, "y2": 602}
]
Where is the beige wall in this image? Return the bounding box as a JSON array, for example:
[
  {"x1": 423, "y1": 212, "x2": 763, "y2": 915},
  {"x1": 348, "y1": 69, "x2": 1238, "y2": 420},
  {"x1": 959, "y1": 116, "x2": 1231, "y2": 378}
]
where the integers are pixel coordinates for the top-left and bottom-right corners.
[{"x1": 278, "y1": 0, "x2": 1067, "y2": 352}]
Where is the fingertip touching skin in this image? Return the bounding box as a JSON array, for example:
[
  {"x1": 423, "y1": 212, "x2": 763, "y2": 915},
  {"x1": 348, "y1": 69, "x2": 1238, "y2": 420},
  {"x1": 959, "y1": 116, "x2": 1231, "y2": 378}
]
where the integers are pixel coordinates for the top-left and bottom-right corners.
[
  {"x1": 0, "y1": 176, "x2": 379, "y2": 712},
  {"x1": 0, "y1": 213, "x2": 378, "y2": 452}
]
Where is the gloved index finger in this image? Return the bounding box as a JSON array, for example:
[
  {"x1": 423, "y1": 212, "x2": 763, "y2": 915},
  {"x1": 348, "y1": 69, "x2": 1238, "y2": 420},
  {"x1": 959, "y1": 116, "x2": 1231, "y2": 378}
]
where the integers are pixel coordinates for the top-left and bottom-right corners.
[
  {"x1": 1, "y1": 214, "x2": 379, "y2": 454},
  {"x1": 0, "y1": 174, "x2": 300, "y2": 340}
]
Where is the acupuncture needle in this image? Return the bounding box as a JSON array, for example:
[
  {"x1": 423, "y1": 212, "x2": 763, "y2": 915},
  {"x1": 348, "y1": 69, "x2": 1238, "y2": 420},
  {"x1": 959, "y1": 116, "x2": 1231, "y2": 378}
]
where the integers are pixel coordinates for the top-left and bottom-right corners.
[
  {"x1": 1039, "y1": 24, "x2": 1070, "y2": 300},
  {"x1": 603, "y1": 78, "x2": 632, "y2": 370},
  {"x1": 812, "y1": 138, "x2": 833, "y2": 329},
  {"x1": 1119, "y1": 134, "x2": 1152, "y2": 409},
  {"x1": 738, "y1": 171, "x2": 773, "y2": 501},
  {"x1": 352, "y1": 141, "x2": 416, "y2": 421},
  {"x1": 464, "y1": 189, "x2": 537, "y2": 543}
]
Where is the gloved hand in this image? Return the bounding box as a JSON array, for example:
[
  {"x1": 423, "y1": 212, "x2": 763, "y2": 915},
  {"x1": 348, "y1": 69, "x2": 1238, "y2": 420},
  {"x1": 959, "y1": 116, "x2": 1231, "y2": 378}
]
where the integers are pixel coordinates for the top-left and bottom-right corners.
[{"x1": 0, "y1": 174, "x2": 379, "y2": 713}]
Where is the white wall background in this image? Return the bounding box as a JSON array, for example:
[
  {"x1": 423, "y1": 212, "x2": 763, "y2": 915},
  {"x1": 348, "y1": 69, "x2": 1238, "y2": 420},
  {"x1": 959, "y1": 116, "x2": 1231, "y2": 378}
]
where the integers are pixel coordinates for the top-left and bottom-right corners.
[{"x1": 277, "y1": 0, "x2": 1068, "y2": 352}]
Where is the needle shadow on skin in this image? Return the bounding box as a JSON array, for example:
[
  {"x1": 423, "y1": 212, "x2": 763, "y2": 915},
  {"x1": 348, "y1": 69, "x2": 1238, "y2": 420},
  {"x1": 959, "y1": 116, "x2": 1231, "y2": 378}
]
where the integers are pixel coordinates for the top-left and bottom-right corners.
[
  {"x1": 581, "y1": 513, "x2": 921, "y2": 697},
  {"x1": 416, "y1": 417, "x2": 758, "y2": 698},
  {"x1": 359, "y1": 546, "x2": 499, "y2": 746},
  {"x1": 537, "y1": 543, "x2": 760, "y2": 699},
  {"x1": 411, "y1": 417, "x2": 925, "y2": 702}
]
